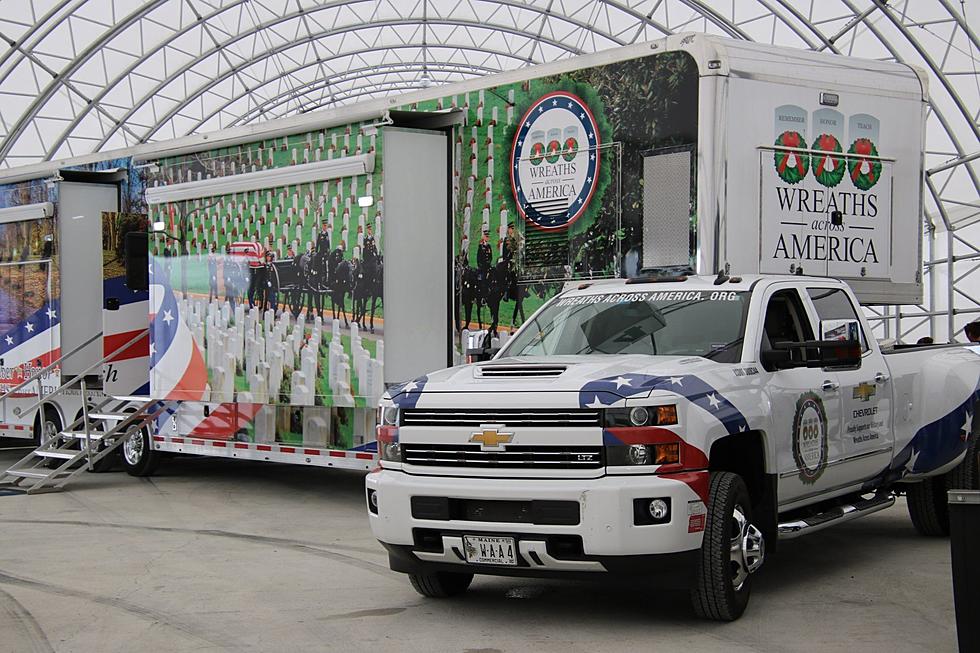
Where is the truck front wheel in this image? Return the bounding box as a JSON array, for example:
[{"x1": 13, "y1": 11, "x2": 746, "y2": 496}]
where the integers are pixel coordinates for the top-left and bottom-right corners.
[
  {"x1": 408, "y1": 571, "x2": 473, "y2": 598},
  {"x1": 691, "y1": 472, "x2": 765, "y2": 621}
]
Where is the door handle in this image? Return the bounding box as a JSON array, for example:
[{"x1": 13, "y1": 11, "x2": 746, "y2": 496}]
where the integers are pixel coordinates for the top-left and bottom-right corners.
[
  {"x1": 875, "y1": 372, "x2": 889, "y2": 384},
  {"x1": 821, "y1": 380, "x2": 839, "y2": 393}
]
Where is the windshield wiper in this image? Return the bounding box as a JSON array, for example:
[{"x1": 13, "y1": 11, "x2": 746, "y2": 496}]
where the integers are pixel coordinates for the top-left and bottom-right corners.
[{"x1": 703, "y1": 337, "x2": 744, "y2": 360}]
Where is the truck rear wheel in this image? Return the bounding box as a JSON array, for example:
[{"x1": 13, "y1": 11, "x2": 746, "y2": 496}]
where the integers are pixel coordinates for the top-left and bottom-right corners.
[
  {"x1": 691, "y1": 472, "x2": 765, "y2": 621},
  {"x1": 408, "y1": 571, "x2": 473, "y2": 598},
  {"x1": 907, "y1": 428, "x2": 978, "y2": 536},
  {"x1": 906, "y1": 477, "x2": 949, "y2": 536}
]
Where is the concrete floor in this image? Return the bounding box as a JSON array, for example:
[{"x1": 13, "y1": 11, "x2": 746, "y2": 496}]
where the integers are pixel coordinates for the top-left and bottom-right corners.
[{"x1": 0, "y1": 449, "x2": 959, "y2": 653}]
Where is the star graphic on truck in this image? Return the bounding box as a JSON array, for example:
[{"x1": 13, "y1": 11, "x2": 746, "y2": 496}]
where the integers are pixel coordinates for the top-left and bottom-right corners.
[{"x1": 904, "y1": 448, "x2": 920, "y2": 473}]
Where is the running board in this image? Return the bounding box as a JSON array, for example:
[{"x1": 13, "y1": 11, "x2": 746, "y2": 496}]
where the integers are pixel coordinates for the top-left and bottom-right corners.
[{"x1": 778, "y1": 492, "x2": 895, "y2": 540}]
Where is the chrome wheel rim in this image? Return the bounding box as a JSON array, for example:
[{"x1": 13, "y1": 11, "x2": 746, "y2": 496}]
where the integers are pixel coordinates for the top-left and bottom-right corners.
[
  {"x1": 42, "y1": 417, "x2": 59, "y2": 443},
  {"x1": 123, "y1": 430, "x2": 144, "y2": 466},
  {"x1": 729, "y1": 505, "x2": 765, "y2": 592}
]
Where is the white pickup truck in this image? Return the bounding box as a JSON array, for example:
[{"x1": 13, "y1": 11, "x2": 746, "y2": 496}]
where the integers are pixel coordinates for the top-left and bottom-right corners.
[{"x1": 366, "y1": 274, "x2": 980, "y2": 620}]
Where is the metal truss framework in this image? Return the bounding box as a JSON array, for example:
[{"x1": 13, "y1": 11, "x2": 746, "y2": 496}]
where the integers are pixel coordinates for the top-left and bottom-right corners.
[{"x1": 0, "y1": 0, "x2": 976, "y2": 340}]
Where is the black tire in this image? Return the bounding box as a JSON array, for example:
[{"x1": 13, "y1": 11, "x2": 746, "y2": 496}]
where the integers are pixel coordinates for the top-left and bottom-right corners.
[
  {"x1": 691, "y1": 472, "x2": 765, "y2": 621},
  {"x1": 907, "y1": 425, "x2": 978, "y2": 536},
  {"x1": 35, "y1": 405, "x2": 63, "y2": 469},
  {"x1": 408, "y1": 571, "x2": 473, "y2": 598},
  {"x1": 907, "y1": 476, "x2": 949, "y2": 535},
  {"x1": 120, "y1": 427, "x2": 161, "y2": 477}
]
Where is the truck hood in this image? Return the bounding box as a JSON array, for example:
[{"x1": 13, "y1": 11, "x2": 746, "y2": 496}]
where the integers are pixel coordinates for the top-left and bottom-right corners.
[{"x1": 389, "y1": 355, "x2": 730, "y2": 402}]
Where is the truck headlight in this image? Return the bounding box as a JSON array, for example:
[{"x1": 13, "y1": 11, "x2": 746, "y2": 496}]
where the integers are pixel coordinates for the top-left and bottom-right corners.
[
  {"x1": 606, "y1": 443, "x2": 681, "y2": 466},
  {"x1": 380, "y1": 441, "x2": 402, "y2": 463},
  {"x1": 603, "y1": 405, "x2": 677, "y2": 427}
]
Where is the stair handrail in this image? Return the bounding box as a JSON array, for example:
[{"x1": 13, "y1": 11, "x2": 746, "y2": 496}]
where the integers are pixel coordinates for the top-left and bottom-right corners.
[{"x1": 11, "y1": 328, "x2": 150, "y2": 419}]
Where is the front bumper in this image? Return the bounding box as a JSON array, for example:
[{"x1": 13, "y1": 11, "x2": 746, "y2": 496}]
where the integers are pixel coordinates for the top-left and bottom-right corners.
[{"x1": 366, "y1": 468, "x2": 707, "y2": 575}]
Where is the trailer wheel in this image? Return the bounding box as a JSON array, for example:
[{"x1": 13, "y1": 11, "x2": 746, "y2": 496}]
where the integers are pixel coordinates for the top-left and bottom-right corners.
[
  {"x1": 35, "y1": 405, "x2": 64, "y2": 468},
  {"x1": 121, "y1": 426, "x2": 161, "y2": 477},
  {"x1": 690, "y1": 472, "x2": 764, "y2": 621},
  {"x1": 408, "y1": 571, "x2": 473, "y2": 598}
]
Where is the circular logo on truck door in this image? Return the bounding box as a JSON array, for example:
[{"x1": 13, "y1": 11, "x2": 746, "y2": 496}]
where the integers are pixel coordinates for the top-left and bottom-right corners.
[
  {"x1": 792, "y1": 391, "x2": 829, "y2": 484},
  {"x1": 511, "y1": 91, "x2": 600, "y2": 231}
]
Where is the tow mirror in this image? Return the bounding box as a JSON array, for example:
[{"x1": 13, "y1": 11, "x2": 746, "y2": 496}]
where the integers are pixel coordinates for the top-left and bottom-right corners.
[
  {"x1": 773, "y1": 340, "x2": 861, "y2": 370},
  {"x1": 465, "y1": 329, "x2": 500, "y2": 363}
]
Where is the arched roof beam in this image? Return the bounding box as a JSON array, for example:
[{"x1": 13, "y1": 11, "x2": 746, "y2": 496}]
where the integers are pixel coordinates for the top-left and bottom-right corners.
[
  {"x1": 213, "y1": 59, "x2": 500, "y2": 131},
  {"x1": 40, "y1": 0, "x2": 251, "y2": 160},
  {"x1": 224, "y1": 64, "x2": 490, "y2": 128},
  {"x1": 175, "y1": 43, "x2": 526, "y2": 135},
  {"x1": 0, "y1": 0, "x2": 169, "y2": 162},
  {"x1": 103, "y1": 17, "x2": 588, "y2": 149},
  {"x1": 52, "y1": 0, "x2": 630, "y2": 157}
]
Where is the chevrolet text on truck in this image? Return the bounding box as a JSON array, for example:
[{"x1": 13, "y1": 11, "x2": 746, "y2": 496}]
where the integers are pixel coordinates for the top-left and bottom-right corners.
[
  {"x1": 364, "y1": 35, "x2": 980, "y2": 621},
  {"x1": 368, "y1": 275, "x2": 980, "y2": 620}
]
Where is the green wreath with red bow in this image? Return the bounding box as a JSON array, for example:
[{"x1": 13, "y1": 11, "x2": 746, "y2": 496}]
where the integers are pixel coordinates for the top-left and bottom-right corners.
[
  {"x1": 847, "y1": 138, "x2": 882, "y2": 191},
  {"x1": 774, "y1": 130, "x2": 810, "y2": 185},
  {"x1": 811, "y1": 133, "x2": 846, "y2": 188}
]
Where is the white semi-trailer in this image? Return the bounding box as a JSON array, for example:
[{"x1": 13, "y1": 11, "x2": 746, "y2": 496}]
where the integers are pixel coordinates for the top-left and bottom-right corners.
[{"x1": 0, "y1": 34, "x2": 941, "y2": 493}]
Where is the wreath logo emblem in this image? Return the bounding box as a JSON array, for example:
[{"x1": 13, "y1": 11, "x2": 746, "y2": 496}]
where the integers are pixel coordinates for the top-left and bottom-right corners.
[
  {"x1": 811, "y1": 133, "x2": 846, "y2": 188},
  {"x1": 773, "y1": 130, "x2": 809, "y2": 185},
  {"x1": 848, "y1": 137, "x2": 882, "y2": 191},
  {"x1": 792, "y1": 391, "x2": 829, "y2": 485}
]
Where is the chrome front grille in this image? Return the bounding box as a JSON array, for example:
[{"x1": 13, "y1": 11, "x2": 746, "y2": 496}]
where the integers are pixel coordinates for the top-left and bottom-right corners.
[
  {"x1": 400, "y1": 409, "x2": 601, "y2": 428},
  {"x1": 401, "y1": 444, "x2": 603, "y2": 469}
]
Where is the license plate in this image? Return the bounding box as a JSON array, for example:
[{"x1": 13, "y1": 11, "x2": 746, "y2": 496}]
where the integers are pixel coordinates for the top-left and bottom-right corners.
[{"x1": 463, "y1": 535, "x2": 518, "y2": 566}]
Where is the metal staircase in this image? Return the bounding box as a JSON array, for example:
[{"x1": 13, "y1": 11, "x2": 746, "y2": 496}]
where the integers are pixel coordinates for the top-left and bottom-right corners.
[{"x1": 0, "y1": 328, "x2": 167, "y2": 494}]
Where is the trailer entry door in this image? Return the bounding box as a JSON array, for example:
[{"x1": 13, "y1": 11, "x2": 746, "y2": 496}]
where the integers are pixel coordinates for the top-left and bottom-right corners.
[{"x1": 382, "y1": 127, "x2": 450, "y2": 384}]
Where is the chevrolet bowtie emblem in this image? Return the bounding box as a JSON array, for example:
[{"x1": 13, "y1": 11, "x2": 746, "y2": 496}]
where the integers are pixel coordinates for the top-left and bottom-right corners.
[
  {"x1": 853, "y1": 382, "x2": 877, "y2": 402},
  {"x1": 470, "y1": 425, "x2": 513, "y2": 449}
]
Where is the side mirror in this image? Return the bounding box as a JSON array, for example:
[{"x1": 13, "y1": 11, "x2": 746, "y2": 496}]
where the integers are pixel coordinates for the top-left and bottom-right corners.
[
  {"x1": 760, "y1": 348, "x2": 796, "y2": 371},
  {"x1": 773, "y1": 340, "x2": 862, "y2": 370},
  {"x1": 465, "y1": 329, "x2": 500, "y2": 363}
]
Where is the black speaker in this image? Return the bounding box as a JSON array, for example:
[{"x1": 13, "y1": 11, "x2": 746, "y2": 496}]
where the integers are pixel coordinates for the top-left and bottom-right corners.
[{"x1": 125, "y1": 231, "x2": 148, "y2": 291}]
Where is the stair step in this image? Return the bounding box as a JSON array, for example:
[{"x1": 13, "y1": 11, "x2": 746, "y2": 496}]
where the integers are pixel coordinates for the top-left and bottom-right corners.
[
  {"x1": 6, "y1": 469, "x2": 57, "y2": 479},
  {"x1": 60, "y1": 431, "x2": 107, "y2": 440},
  {"x1": 88, "y1": 412, "x2": 131, "y2": 421},
  {"x1": 111, "y1": 395, "x2": 155, "y2": 402},
  {"x1": 36, "y1": 450, "x2": 77, "y2": 459}
]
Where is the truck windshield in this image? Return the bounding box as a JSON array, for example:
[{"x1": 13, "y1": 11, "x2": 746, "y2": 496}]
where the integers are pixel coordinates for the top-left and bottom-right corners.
[{"x1": 501, "y1": 289, "x2": 750, "y2": 363}]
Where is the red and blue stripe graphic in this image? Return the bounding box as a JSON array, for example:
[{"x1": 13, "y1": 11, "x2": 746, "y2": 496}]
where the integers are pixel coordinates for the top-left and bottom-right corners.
[
  {"x1": 579, "y1": 373, "x2": 750, "y2": 436},
  {"x1": 149, "y1": 259, "x2": 207, "y2": 401}
]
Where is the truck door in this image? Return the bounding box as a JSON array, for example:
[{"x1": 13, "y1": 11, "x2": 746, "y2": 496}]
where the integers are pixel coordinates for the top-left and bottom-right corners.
[
  {"x1": 758, "y1": 285, "x2": 843, "y2": 505},
  {"x1": 805, "y1": 285, "x2": 893, "y2": 483}
]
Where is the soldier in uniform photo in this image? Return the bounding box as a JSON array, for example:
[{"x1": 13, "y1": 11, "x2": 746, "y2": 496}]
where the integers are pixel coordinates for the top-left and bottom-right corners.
[
  {"x1": 246, "y1": 240, "x2": 265, "y2": 308},
  {"x1": 315, "y1": 220, "x2": 331, "y2": 256},
  {"x1": 223, "y1": 243, "x2": 238, "y2": 311},
  {"x1": 477, "y1": 229, "x2": 492, "y2": 285},
  {"x1": 261, "y1": 250, "x2": 279, "y2": 315},
  {"x1": 502, "y1": 222, "x2": 526, "y2": 326}
]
